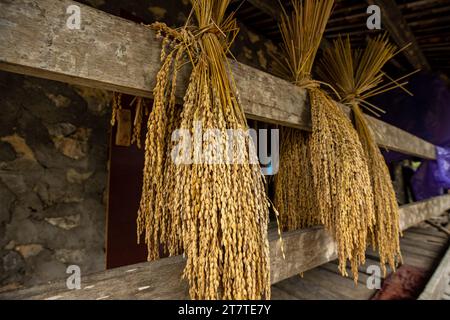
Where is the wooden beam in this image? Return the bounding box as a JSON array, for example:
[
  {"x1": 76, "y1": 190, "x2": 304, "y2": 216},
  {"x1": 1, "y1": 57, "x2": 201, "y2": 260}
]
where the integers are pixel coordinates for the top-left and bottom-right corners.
[
  {"x1": 0, "y1": 256, "x2": 189, "y2": 300},
  {"x1": 270, "y1": 194, "x2": 450, "y2": 287},
  {"x1": 367, "y1": 116, "x2": 435, "y2": 159},
  {"x1": 247, "y1": 0, "x2": 282, "y2": 22},
  {"x1": 0, "y1": 0, "x2": 436, "y2": 159},
  {"x1": 2, "y1": 194, "x2": 450, "y2": 300},
  {"x1": 269, "y1": 227, "x2": 337, "y2": 285},
  {"x1": 368, "y1": 0, "x2": 431, "y2": 71},
  {"x1": 399, "y1": 194, "x2": 450, "y2": 230}
]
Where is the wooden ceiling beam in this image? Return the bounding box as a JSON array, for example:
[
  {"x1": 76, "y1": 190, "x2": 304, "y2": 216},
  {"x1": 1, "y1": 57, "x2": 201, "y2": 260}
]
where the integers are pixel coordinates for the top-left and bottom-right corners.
[
  {"x1": 247, "y1": 0, "x2": 283, "y2": 22},
  {"x1": 368, "y1": 0, "x2": 431, "y2": 71}
]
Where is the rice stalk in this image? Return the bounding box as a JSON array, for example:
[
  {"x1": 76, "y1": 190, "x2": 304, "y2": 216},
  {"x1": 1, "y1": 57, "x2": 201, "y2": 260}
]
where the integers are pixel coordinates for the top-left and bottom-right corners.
[
  {"x1": 316, "y1": 35, "x2": 413, "y2": 274},
  {"x1": 274, "y1": 127, "x2": 318, "y2": 230},
  {"x1": 135, "y1": 0, "x2": 271, "y2": 300},
  {"x1": 273, "y1": 0, "x2": 375, "y2": 281}
]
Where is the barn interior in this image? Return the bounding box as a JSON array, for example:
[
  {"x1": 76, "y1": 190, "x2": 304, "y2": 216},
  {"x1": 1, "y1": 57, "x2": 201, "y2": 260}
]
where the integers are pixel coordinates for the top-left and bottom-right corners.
[{"x1": 0, "y1": 0, "x2": 449, "y2": 300}]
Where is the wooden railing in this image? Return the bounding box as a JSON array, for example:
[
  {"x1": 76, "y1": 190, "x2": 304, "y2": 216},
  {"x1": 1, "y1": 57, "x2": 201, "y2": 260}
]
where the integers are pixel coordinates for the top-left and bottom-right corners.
[
  {"x1": 0, "y1": 0, "x2": 448, "y2": 300},
  {"x1": 2, "y1": 195, "x2": 450, "y2": 299}
]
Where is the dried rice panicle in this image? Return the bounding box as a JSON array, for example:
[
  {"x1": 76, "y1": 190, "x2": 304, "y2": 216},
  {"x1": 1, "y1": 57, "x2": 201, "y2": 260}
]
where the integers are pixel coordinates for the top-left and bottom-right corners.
[
  {"x1": 274, "y1": 127, "x2": 318, "y2": 230},
  {"x1": 136, "y1": 0, "x2": 271, "y2": 300},
  {"x1": 317, "y1": 35, "x2": 415, "y2": 274},
  {"x1": 273, "y1": 0, "x2": 335, "y2": 231},
  {"x1": 273, "y1": 0, "x2": 375, "y2": 281}
]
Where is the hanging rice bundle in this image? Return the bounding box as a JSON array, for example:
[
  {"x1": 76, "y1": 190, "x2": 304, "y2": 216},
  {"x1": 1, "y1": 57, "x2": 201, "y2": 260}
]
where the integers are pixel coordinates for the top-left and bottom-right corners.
[
  {"x1": 111, "y1": 93, "x2": 148, "y2": 149},
  {"x1": 317, "y1": 35, "x2": 416, "y2": 274},
  {"x1": 274, "y1": 127, "x2": 318, "y2": 230},
  {"x1": 273, "y1": 0, "x2": 375, "y2": 281},
  {"x1": 135, "y1": 0, "x2": 270, "y2": 300}
]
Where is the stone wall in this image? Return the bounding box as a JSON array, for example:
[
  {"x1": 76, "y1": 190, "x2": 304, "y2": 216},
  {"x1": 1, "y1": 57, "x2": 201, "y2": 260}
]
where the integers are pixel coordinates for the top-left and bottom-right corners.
[
  {"x1": 0, "y1": 72, "x2": 110, "y2": 291},
  {"x1": 0, "y1": 0, "x2": 275, "y2": 291}
]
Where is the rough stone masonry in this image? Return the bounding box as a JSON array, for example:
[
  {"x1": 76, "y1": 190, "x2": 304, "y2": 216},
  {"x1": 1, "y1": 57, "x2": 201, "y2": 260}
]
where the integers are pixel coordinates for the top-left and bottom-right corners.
[{"x1": 0, "y1": 71, "x2": 110, "y2": 292}]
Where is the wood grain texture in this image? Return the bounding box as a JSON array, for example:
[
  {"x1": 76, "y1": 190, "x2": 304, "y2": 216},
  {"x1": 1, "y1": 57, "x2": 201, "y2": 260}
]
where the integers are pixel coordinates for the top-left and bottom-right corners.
[
  {"x1": 1, "y1": 256, "x2": 189, "y2": 300},
  {"x1": 0, "y1": 0, "x2": 436, "y2": 159},
  {"x1": 269, "y1": 227, "x2": 337, "y2": 284},
  {"x1": 366, "y1": 116, "x2": 435, "y2": 159},
  {"x1": 399, "y1": 195, "x2": 450, "y2": 230},
  {"x1": 3, "y1": 195, "x2": 450, "y2": 300},
  {"x1": 273, "y1": 226, "x2": 449, "y2": 300}
]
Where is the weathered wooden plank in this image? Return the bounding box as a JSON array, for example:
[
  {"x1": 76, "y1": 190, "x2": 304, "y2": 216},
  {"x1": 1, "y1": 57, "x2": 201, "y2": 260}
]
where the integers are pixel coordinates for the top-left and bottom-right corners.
[
  {"x1": 402, "y1": 231, "x2": 448, "y2": 246},
  {"x1": 0, "y1": 255, "x2": 188, "y2": 300},
  {"x1": 407, "y1": 226, "x2": 449, "y2": 239},
  {"x1": 277, "y1": 226, "x2": 449, "y2": 300},
  {"x1": 400, "y1": 195, "x2": 450, "y2": 230},
  {"x1": 399, "y1": 242, "x2": 444, "y2": 259},
  {"x1": 3, "y1": 195, "x2": 450, "y2": 300},
  {"x1": 0, "y1": 0, "x2": 436, "y2": 159},
  {"x1": 268, "y1": 226, "x2": 338, "y2": 284},
  {"x1": 366, "y1": 116, "x2": 435, "y2": 159},
  {"x1": 273, "y1": 276, "x2": 347, "y2": 300},
  {"x1": 270, "y1": 286, "x2": 299, "y2": 300},
  {"x1": 296, "y1": 268, "x2": 375, "y2": 300},
  {"x1": 0, "y1": 0, "x2": 308, "y2": 128},
  {"x1": 401, "y1": 251, "x2": 437, "y2": 270},
  {"x1": 399, "y1": 236, "x2": 446, "y2": 253}
]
